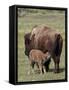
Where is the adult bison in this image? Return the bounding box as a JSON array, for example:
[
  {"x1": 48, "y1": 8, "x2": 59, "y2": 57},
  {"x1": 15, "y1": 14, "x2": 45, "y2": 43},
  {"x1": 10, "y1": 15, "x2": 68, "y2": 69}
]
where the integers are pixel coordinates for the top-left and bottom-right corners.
[{"x1": 24, "y1": 25, "x2": 63, "y2": 73}]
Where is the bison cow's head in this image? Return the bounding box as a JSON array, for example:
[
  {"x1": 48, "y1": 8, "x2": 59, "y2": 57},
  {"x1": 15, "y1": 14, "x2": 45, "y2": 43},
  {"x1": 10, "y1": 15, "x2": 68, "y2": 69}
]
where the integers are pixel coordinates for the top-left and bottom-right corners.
[{"x1": 24, "y1": 32, "x2": 31, "y2": 56}]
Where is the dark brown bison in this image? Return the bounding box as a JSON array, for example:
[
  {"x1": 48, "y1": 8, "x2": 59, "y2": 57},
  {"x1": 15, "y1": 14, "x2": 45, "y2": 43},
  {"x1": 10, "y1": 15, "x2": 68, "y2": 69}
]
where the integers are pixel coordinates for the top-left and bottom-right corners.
[
  {"x1": 24, "y1": 25, "x2": 63, "y2": 73},
  {"x1": 29, "y1": 49, "x2": 51, "y2": 74}
]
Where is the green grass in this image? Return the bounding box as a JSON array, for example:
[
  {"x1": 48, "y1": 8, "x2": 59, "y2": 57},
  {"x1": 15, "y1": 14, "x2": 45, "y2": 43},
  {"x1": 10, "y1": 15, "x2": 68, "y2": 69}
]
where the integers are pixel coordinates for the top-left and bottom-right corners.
[{"x1": 18, "y1": 10, "x2": 65, "y2": 82}]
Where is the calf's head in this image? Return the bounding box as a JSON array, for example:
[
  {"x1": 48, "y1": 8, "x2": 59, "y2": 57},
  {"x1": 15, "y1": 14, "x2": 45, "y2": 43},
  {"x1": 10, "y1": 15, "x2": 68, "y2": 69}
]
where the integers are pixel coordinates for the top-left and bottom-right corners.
[{"x1": 44, "y1": 52, "x2": 51, "y2": 63}]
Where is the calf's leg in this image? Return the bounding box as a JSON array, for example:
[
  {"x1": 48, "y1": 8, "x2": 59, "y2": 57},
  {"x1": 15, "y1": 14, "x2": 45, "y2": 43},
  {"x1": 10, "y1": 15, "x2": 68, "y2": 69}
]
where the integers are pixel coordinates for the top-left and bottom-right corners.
[
  {"x1": 29, "y1": 61, "x2": 35, "y2": 74},
  {"x1": 38, "y1": 63, "x2": 44, "y2": 74}
]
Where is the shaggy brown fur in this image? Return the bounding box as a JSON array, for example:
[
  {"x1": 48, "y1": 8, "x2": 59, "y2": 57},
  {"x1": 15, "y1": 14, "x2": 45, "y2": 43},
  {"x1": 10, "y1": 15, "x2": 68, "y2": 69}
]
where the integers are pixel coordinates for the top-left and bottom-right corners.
[{"x1": 24, "y1": 25, "x2": 63, "y2": 73}]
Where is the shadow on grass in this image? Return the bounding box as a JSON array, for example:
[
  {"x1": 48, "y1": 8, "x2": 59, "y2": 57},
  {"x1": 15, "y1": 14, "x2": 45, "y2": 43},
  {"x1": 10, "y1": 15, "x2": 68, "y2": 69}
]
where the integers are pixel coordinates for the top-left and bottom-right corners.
[
  {"x1": 31, "y1": 68, "x2": 65, "y2": 74},
  {"x1": 48, "y1": 68, "x2": 65, "y2": 73}
]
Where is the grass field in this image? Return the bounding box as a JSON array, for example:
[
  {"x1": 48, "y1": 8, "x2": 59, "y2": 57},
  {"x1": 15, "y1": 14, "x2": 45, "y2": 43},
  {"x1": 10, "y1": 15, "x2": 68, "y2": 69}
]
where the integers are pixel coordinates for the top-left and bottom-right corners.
[{"x1": 18, "y1": 9, "x2": 65, "y2": 82}]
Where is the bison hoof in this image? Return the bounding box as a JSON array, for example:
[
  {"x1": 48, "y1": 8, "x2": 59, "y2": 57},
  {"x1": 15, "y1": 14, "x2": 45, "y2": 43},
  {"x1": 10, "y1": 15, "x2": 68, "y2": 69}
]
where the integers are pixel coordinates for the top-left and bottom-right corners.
[
  {"x1": 54, "y1": 70, "x2": 59, "y2": 73},
  {"x1": 46, "y1": 69, "x2": 49, "y2": 72},
  {"x1": 46, "y1": 68, "x2": 49, "y2": 72}
]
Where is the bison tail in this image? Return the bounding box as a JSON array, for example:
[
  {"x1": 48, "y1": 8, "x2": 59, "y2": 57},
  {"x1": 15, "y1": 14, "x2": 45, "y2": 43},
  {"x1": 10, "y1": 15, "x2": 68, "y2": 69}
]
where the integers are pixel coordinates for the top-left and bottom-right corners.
[{"x1": 55, "y1": 34, "x2": 63, "y2": 56}]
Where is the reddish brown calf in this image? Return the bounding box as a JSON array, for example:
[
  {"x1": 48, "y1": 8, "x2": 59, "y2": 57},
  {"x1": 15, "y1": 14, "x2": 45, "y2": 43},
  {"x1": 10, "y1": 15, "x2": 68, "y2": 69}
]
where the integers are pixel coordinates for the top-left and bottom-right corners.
[{"x1": 29, "y1": 49, "x2": 51, "y2": 74}]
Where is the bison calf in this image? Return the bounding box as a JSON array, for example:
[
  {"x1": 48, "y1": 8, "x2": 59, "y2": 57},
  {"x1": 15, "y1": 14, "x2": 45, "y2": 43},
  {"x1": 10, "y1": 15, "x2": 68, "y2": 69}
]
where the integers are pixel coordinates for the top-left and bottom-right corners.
[{"x1": 29, "y1": 49, "x2": 51, "y2": 74}]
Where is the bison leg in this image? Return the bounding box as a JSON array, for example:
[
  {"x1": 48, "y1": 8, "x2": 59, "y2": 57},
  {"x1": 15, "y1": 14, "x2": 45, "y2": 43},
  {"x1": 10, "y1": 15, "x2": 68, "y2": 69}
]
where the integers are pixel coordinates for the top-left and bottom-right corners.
[
  {"x1": 44, "y1": 58, "x2": 51, "y2": 72},
  {"x1": 54, "y1": 56, "x2": 60, "y2": 73}
]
